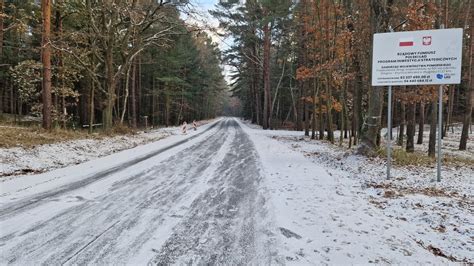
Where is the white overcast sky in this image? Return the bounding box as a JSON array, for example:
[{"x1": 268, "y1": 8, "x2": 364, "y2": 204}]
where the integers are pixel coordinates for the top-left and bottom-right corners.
[{"x1": 183, "y1": 0, "x2": 235, "y2": 84}]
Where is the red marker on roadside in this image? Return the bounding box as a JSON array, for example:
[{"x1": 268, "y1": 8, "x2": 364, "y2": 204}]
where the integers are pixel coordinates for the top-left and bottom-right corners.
[{"x1": 182, "y1": 121, "x2": 187, "y2": 134}]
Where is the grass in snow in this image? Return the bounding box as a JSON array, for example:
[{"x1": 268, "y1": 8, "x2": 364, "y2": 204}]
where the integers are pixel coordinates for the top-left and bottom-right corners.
[
  {"x1": 0, "y1": 122, "x2": 138, "y2": 149},
  {"x1": 376, "y1": 147, "x2": 474, "y2": 167}
]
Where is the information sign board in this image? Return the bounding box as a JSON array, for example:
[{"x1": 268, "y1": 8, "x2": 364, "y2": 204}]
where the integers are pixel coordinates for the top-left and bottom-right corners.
[{"x1": 372, "y1": 28, "x2": 463, "y2": 86}]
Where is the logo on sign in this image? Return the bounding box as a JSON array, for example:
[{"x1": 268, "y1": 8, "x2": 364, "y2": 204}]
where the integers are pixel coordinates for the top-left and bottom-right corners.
[
  {"x1": 422, "y1": 36, "x2": 432, "y2": 46},
  {"x1": 399, "y1": 38, "x2": 414, "y2": 47},
  {"x1": 436, "y1": 74, "x2": 444, "y2": 80}
]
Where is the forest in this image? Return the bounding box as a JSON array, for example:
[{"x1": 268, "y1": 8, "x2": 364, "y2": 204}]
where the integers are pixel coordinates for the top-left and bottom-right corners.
[
  {"x1": 0, "y1": 0, "x2": 472, "y2": 157},
  {"x1": 0, "y1": 1, "x2": 473, "y2": 263},
  {"x1": 0, "y1": 0, "x2": 228, "y2": 133},
  {"x1": 212, "y1": 0, "x2": 473, "y2": 155}
]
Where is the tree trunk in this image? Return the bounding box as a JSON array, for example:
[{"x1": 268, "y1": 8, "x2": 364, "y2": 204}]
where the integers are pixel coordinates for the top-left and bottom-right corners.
[
  {"x1": 296, "y1": 86, "x2": 303, "y2": 131},
  {"x1": 358, "y1": 88, "x2": 384, "y2": 155},
  {"x1": 311, "y1": 102, "x2": 316, "y2": 139},
  {"x1": 295, "y1": 1, "x2": 306, "y2": 131},
  {"x1": 130, "y1": 60, "x2": 137, "y2": 128},
  {"x1": 289, "y1": 85, "x2": 298, "y2": 129},
  {"x1": 318, "y1": 104, "x2": 324, "y2": 140},
  {"x1": 255, "y1": 81, "x2": 261, "y2": 126},
  {"x1": 406, "y1": 102, "x2": 416, "y2": 152},
  {"x1": 104, "y1": 45, "x2": 115, "y2": 130},
  {"x1": 262, "y1": 20, "x2": 271, "y2": 129},
  {"x1": 0, "y1": 85, "x2": 4, "y2": 114},
  {"x1": 311, "y1": 81, "x2": 317, "y2": 139},
  {"x1": 444, "y1": 85, "x2": 455, "y2": 136},
  {"x1": 86, "y1": 5, "x2": 95, "y2": 134},
  {"x1": 304, "y1": 95, "x2": 310, "y2": 136},
  {"x1": 137, "y1": 55, "x2": 141, "y2": 123},
  {"x1": 120, "y1": 65, "x2": 131, "y2": 124},
  {"x1": 357, "y1": 0, "x2": 393, "y2": 155},
  {"x1": 10, "y1": 80, "x2": 14, "y2": 115},
  {"x1": 165, "y1": 88, "x2": 170, "y2": 127},
  {"x1": 0, "y1": 0, "x2": 4, "y2": 114},
  {"x1": 250, "y1": 77, "x2": 256, "y2": 123},
  {"x1": 151, "y1": 88, "x2": 155, "y2": 126},
  {"x1": 0, "y1": 0, "x2": 4, "y2": 63},
  {"x1": 460, "y1": 84, "x2": 473, "y2": 150},
  {"x1": 398, "y1": 102, "x2": 406, "y2": 146},
  {"x1": 352, "y1": 56, "x2": 363, "y2": 145},
  {"x1": 55, "y1": 0, "x2": 65, "y2": 128},
  {"x1": 250, "y1": 27, "x2": 261, "y2": 126},
  {"x1": 343, "y1": 102, "x2": 349, "y2": 139},
  {"x1": 342, "y1": 66, "x2": 349, "y2": 142},
  {"x1": 460, "y1": 5, "x2": 473, "y2": 150},
  {"x1": 417, "y1": 102, "x2": 425, "y2": 144},
  {"x1": 41, "y1": 0, "x2": 52, "y2": 130},
  {"x1": 326, "y1": 79, "x2": 334, "y2": 143},
  {"x1": 89, "y1": 78, "x2": 95, "y2": 134},
  {"x1": 176, "y1": 88, "x2": 184, "y2": 125}
]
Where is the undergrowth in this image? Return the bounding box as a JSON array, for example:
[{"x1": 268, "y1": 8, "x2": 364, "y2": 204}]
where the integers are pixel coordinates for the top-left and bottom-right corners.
[
  {"x1": 0, "y1": 123, "x2": 137, "y2": 149},
  {"x1": 377, "y1": 147, "x2": 473, "y2": 167}
]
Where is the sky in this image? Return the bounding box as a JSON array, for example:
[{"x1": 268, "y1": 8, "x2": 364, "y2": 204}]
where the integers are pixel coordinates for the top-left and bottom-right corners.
[{"x1": 182, "y1": 0, "x2": 235, "y2": 84}]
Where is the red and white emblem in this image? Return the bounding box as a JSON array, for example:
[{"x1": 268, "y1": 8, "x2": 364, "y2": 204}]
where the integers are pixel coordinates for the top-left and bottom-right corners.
[
  {"x1": 422, "y1": 36, "x2": 432, "y2": 46},
  {"x1": 399, "y1": 38, "x2": 414, "y2": 47}
]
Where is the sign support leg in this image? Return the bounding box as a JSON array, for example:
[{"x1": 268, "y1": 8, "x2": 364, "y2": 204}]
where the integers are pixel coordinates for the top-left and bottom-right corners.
[
  {"x1": 437, "y1": 85, "x2": 443, "y2": 182},
  {"x1": 387, "y1": 85, "x2": 392, "y2": 180}
]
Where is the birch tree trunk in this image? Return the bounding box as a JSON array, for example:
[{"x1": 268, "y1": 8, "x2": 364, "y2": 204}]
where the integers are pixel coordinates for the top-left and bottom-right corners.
[{"x1": 120, "y1": 65, "x2": 131, "y2": 124}]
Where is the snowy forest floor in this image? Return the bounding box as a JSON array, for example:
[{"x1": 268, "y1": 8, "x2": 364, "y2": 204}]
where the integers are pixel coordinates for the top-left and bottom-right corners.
[
  {"x1": 0, "y1": 120, "x2": 214, "y2": 177},
  {"x1": 242, "y1": 119, "x2": 473, "y2": 263}
]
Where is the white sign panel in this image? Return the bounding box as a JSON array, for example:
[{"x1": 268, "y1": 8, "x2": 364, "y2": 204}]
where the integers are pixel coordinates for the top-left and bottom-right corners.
[{"x1": 372, "y1": 28, "x2": 463, "y2": 86}]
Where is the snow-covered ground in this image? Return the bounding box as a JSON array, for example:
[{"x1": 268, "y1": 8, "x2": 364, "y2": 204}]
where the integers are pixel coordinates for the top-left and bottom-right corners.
[
  {"x1": 239, "y1": 119, "x2": 473, "y2": 263},
  {"x1": 0, "y1": 117, "x2": 472, "y2": 264},
  {"x1": 0, "y1": 120, "x2": 213, "y2": 177},
  {"x1": 381, "y1": 124, "x2": 474, "y2": 160}
]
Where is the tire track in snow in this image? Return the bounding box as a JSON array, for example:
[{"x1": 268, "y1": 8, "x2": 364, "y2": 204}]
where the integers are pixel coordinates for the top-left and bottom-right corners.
[
  {"x1": 151, "y1": 118, "x2": 278, "y2": 265},
  {"x1": 61, "y1": 219, "x2": 121, "y2": 265},
  {"x1": 0, "y1": 119, "x2": 239, "y2": 264},
  {"x1": 0, "y1": 119, "x2": 221, "y2": 219}
]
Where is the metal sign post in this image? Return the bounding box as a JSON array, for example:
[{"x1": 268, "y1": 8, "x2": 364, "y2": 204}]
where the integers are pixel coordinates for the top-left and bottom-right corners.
[
  {"x1": 387, "y1": 85, "x2": 392, "y2": 180},
  {"x1": 372, "y1": 28, "x2": 463, "y2": 182},
  {"x1": 437, "y1": 85, "x2": 443, "y2": 182},
  {"x1": 436, "y1": 25, "x2": 445, "y2": 183},
  {"x1": 386, "y1": 26, "x2": 394, "y2": 180}
]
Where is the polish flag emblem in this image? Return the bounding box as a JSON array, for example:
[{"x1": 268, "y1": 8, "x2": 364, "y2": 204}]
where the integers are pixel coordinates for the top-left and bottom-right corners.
[
  {"x1": 422, "y1": 36, "x2": 432, "y2": 46},
  {"x1": 399, "y1": 38, "x2": 414, "y2": 47}
]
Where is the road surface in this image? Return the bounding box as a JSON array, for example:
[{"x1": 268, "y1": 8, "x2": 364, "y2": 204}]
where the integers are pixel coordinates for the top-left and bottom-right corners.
[
  {"x1": 0, "y1": 118, "x2": 461, "y2": 264},
  {"x1": 0, "y1": 118, "x2": 277, "y2": 265}
]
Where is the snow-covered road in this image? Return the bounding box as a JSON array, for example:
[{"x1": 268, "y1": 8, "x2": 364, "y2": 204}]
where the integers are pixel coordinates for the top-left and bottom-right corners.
[
  {"x1": 0, "y1": 118, "x2": 276, "y2": 264},
  {"x1": 0, "y1": 117, "x2": 466, "y2": 264}
]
